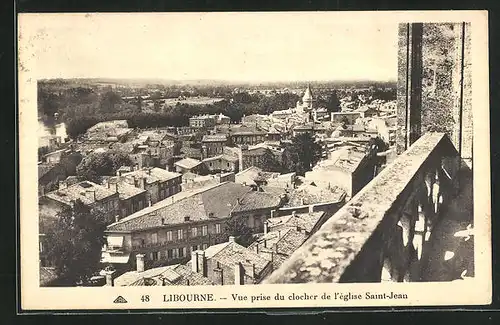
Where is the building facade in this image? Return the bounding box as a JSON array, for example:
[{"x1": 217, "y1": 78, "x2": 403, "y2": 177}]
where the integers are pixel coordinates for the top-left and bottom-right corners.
[{"x1": 103, "y1": 182, "x2": 283, "y2": 270}]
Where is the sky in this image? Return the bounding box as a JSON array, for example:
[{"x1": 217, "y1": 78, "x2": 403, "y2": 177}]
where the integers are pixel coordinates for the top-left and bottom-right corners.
[{"x1": 20, "y1": 12, "x2": 399, "y2": 82}]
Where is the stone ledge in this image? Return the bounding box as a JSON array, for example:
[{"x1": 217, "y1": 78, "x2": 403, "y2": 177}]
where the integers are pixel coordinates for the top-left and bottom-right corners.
[{"x1": 264, "y1": 133, "x2": 456, "y2": 283}]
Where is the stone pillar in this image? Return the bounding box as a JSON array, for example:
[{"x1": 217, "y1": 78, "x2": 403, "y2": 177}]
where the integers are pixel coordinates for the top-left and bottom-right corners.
[{"x1": 396, "y1": 22, "x2": 472, "y2": 163}]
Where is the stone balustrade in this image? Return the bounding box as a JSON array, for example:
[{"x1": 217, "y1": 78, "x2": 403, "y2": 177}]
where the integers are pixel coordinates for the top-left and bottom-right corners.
[{"x1": 265, "y1": 132, "x2": 467, "y2": 283}]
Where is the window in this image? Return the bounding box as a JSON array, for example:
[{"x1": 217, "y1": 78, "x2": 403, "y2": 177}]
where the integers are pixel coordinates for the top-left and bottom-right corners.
[
  {"x1": 177, "y1": 229, "x2": 184, "y2": 240},
  {"x1": 178, "y1": 247, "x2": 185, "y2": 258},
  {"x1": 166, "y1": 230, "x2": 173, "y2": 241},
  {"x1": 192, "y1": 245, "x2": 198, "y2": 252},
  {"x1": 151, "y1": 232, "x2": 158, "y2": 244},
  {"x1": 202, "y1": 225, "x2": 208, "y2": 236},
  {"x1": 172, "y1": 248, "x2": 179, "y2": 258},
  {"x1": 227, "y1": 163, "x2": 230, "y2": 168},
  {"x1": 191, "y1": 227, "x2": 198, "y2": 238},
  {"x1": 215, "y1": 224, "x2": 221, "y2": 234},
  {"x1": 151, "y1": 251, "x2": 159, "y2": 261},
  {"x1": 138, "y1": 200, "x2": 143, "y2": 210},
  {"x1": 167, "y1": 249, "x2": 173, "y2": 259}
]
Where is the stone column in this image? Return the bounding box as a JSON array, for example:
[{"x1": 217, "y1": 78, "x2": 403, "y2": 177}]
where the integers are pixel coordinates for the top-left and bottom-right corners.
[{"x1": 396, "y1": 22, "x2": 473, "y2": 163}]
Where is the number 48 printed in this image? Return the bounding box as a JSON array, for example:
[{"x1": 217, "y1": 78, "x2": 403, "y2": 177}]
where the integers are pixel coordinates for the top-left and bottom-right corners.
[{"x1": 141, "y1": 295, "x2": 150, "y2": 303}]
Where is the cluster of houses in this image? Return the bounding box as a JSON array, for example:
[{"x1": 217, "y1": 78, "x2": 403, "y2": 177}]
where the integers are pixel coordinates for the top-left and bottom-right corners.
[{"x1": 38, "y1": 85, "x2": 397, "y2": 286}]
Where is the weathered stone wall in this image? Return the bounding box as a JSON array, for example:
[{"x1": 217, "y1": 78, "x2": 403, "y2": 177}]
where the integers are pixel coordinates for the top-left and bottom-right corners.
[
  {"x1": 264, "y1": 133, "x2": 463, "y2": 284},
  {"x1": 397, "y1": 22, "x2": 472, "y2": 165}
]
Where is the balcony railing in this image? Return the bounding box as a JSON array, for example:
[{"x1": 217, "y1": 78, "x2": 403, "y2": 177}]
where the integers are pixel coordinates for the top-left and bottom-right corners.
[{"x1": 265, "y1": 132, "x2": 471, "y2": 283}]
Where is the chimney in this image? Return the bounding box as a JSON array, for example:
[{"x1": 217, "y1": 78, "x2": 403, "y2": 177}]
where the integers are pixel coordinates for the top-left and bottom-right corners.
[
  {"x1": 292, "y1": 210, "x2": 296, "y2": 218},
  {"x1": 264, "y1": 221, "x2": 268, "y2": 234},
  {"x1": 255, "y1": 243, "x2": 259, "y2": 254},
  {"x1": 86, "y1": 190, "x2": 96, "y2": 202},
  {"x1": 234, "y1": 262, "x2": 244, "y2": 285},
  {"x1": 278, "y1": 230, "x2": 281, "y2": 239},
  {"x1": 264, "y1": 239, "x2": 267, "y2": 248},
  {"x1": 191, "y1": 251, "x2": 199, "y2": 273},
  {"x1": 229, "y1": 236, "x2": 235, "y2": 243},
  {"x1": 309, "y1": 205, "x2": 314, "y2": 213},
  {"x1": 105, "y1": 270, "x2": 115, "y2": 287},
  {"x1": 199, "y1": 251, "x2": 207, "y2": 277},
  {"x1": 116, "y1": 169, "x2": 121, "y2": 176},
  {"x1": 114, "y1": 215, "x2": 119, "y2": 223},
  {"x1": 270, "y1": 210, "x2": 276, "y2": 218},
  {"x1": 184, "y1": 216, "x2": 190, "y2": 222},
  {"x1": 250, "y1": 264, "x2": 256, "y2": 279},
  {"x1": 136, "y1": 254, "x2": 145, "y2": 273},
  {"x1": 140, "y1": 177, "x2": 147, "y2": 190}
]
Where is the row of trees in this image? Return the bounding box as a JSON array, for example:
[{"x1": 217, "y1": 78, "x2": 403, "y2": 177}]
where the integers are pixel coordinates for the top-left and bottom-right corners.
[{"x1": 44, "y1": 85, "x2": 344, "y2": 139}]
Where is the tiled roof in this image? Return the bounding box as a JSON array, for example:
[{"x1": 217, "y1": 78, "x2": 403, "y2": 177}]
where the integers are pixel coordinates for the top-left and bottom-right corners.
[
  {"x1": 202, "y1": 134, "x2": 227, "y2": 142},
  {"x1": 260, "y1": 186, "x2": 287, "y2": 196},
  {"x1": 119, "y1": 263, "x2": 214, "y2": 286},
  {"x1": 231, "y1": 126, "x2": 266, "y2": 136},
  {"x1": 104, "y1": 177, "x2": 147, "y2": 200},
  {"x1": 137, "y1": 129, "x2": 169, "y2": 142},
  {"x1": 210, "y1": 241, "x2": 271, "y2": 279},
  {"x1": 230, "y1": 190, "x2": 282, "y2": 213},
  {"x1": 174, "y1": 157, "x2": 202, "y2": 169},
  {"x1": 235, "y1": 167, "x2": 281, "y2": 185},
  {"x1": 122, "y1": 168, "x2": 181, "y2": 184},
  {"x1": 45, "y1": 181, "x2": 117, "y2": 206},
  {"x1": 107, "y1": 182, "x2": 280, "y2": 232},
  {"x1": 286, "y1": 183, "x2": 346, "y2": 206},
  {"x1": 242, "y1": 147, "x2": 268, "y2": 157},
  {"x1": 266, "y1": 211, "x2": 325, "y2": 233},
  {"x1": 248, "y1": 227, "x2": 311, "y2": 271}
]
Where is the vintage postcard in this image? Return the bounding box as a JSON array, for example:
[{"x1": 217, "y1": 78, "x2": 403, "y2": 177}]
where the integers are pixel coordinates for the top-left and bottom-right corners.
[{"x1": 18, "y1": 10, "x2": 490, "y2": 311}]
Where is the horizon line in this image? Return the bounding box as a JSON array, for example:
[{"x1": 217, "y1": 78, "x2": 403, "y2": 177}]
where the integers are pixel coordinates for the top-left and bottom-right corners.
[{"x1": 38, "y1": 77, "x2": 397, "y2": 84}]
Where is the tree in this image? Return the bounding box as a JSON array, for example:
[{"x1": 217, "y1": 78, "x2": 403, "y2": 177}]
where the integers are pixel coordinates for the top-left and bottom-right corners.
[
  {"x1": 325, "y1": 92, "x2": 341, "y2": 113},
  {"x1": 260, "y1": 149, "x2": 283, "y2": 173},
  {"x1": 76, "y1": 150, "x2": 133, "y2": 183},
  {"x1": 281, "y1": 133, "x2": 322, "y2": 176},
  {"x1": 224, "y1": 217, "x2": 254, "y2": 247},
  {"x1": 99, "y1": 91, "x2": 122, "y2": 114},
  {"x1": 44, "y1": 200, "x2": 107, "y2": 286}
]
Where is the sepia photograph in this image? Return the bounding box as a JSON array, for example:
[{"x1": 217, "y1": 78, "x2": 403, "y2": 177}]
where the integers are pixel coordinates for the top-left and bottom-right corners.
[{"x1": 18, "y1": 11, "x2": 490, "y2": 310}]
